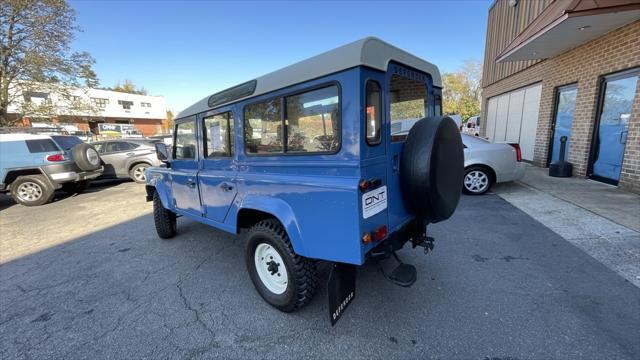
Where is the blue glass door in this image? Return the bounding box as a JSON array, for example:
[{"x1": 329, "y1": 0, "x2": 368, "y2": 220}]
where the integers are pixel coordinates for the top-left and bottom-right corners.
[
  {"x1": 591, "y1": 70, "x2": 638, "y2": 184},
  {"x1": 549, "y1": 84, "x2": 577, "y2": 164}
]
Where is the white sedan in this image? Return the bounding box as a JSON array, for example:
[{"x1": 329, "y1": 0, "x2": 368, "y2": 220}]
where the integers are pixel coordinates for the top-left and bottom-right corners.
[{"x1": 462, "y1": 134, "x2": 525, "y2": 195}]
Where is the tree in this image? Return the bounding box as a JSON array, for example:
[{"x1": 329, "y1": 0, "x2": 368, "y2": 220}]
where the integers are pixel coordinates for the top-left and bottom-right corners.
[
  {"x1": 0, "y1": 0, "x2": 99, "y2": 126},
  {"x1": 162, "y1": 110, "x2": 174, "y2": 133},
  {"x1": 110, "y1": 79, "x2": 147, "y2": 95},
  {"x1": 442, "y1": 60, "x2": 482, "y2": 121}
]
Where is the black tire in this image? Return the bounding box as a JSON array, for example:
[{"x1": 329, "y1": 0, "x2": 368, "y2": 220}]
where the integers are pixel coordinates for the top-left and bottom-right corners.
[
  {"x1": 129, "y1": 163, "x2": 149, "y2": 184},
  {"x1": 153, "y1": 191, "x2": 176, "y2": 239},
  {"x1": 61, "y1": 180, "x2": 90, "y2": 194},
  {"x1": 245, "y1": 219, "x2": 317, "y2": 312},
  {"x1": 72, "y1": 143, "x2": 101, "y2": 171},
  {"x1": 10, "y1": 175, "x2": 55, "y2": 206},
  {"x1": 400, "y1": 116, "x2": 464, "y2": 223},
  {"x1": 463, "y1": 166, "x2": 494, "y2": 195}
]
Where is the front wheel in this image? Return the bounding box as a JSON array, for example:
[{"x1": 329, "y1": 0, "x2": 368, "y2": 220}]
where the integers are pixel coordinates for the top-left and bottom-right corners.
[
  {"x1": 463, "y1": 166, "x2": 493, "y2": 195},
  {"x1": 153, "y1": 191, "x2": 176, "y2": 238},
  {"x1": 130, "y1": 163, "x2": 149, "y2": 184},
  {"x1": 245, "y1": 219, "x2": 317, "y2": 312}
]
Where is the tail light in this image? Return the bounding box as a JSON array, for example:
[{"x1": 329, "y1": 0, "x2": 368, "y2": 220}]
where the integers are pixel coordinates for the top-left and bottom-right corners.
[
  {"x1": 46, "y1": 154, "x2": 66, "y2": 162},
  {"x1": 374, "y1": 225, "x2": 388, "y2": 241},
  {"x1": 509, "y1": 143, "x2": 522, "y2": 162}
]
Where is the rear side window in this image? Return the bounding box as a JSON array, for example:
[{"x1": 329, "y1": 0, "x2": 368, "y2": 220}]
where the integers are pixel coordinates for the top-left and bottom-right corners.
[
  {"x1": 50, "y1": 136, "x2": 83, "y2": 150},
  {"x1": 25, "y1": 139, "x2": 59, "y2": 153},
  {"x1": 365, "y1": 80, "x2": 382, "y2": 145},
  {"x1": 286, "y1": 86, "x2": 339, "y2": 153},
  {"x1": 244, "y1": 84, "x2": 341, "y2": 155},
  {"x1": 244, "y1": 99, "x2": 283, "y2": 154}
]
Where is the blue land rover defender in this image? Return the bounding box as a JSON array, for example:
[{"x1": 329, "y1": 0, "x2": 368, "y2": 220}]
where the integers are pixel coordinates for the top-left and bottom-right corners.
[{"x1": 146, "y1": 38, "x2": 464, "y2": 324}]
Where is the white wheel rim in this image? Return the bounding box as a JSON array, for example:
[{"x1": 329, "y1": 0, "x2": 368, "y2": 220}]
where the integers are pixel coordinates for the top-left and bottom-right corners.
[
  {"x1": 464, "y1": 170, "x2": 489, "y2": 193},
  {"x1": 17, "y1": 182, "x2": 43, "y2": 202},
  {"x1": 86, "y1": 148, "x2": 100, "y2": 166},
  {"x1": 134, "y1": 166, "x2": 147, "y2": 181},
  {"x1": 254, "y1": 243, "x2": 288, "y2": 295}
]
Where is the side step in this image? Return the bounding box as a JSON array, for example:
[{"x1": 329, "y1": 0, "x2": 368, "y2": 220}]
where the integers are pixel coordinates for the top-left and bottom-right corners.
[{"x1": 382, "y1": 253, "x2": 417, "y2": 288}]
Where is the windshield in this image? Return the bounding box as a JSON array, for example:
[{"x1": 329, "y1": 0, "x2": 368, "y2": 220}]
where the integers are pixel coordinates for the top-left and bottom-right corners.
[{"x1": 50, "y1": 135, "x2": 83, "y2": 150}]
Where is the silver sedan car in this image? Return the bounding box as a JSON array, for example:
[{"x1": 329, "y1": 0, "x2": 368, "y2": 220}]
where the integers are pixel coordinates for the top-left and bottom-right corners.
[
  {"x1": 91, "y1": 139, "x2": 163, "y2": 183},
  {"x1": 462, "y1": 134, "x2": 525, "y2": 195}
]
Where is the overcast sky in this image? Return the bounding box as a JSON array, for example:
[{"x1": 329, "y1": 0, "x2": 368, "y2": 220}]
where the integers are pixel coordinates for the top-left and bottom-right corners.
[{"x1": 70, "y1": 0, "x2": 492, "y2": 112}]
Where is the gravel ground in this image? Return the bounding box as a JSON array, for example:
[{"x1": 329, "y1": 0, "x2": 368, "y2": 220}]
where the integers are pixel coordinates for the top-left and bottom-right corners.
[{"x1": 1, "y1": 181, "x2": 638, "y2": 359}]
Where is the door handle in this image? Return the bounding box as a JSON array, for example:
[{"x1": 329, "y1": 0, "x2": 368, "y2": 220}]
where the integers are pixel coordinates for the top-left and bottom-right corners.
[
  {"x1": 219, "y1": 182, "x2": 234, "y2": 191},
  {"x1": 186, "y1": 178, "x2": 196, "y2": 188}
]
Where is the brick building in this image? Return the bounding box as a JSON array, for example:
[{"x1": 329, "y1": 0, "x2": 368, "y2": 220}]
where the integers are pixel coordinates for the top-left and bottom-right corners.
[
  {"x1": 7, "y1": 85, "x2": 168, "y2": 137},
  {"x1": 481, "y1": 0, "x2": 640, "y2": 193}
]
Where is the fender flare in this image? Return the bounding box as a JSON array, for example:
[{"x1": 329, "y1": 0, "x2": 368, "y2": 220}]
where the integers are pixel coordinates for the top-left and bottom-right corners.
[
  {"x1": 232, "y1": 196, "x2": 306, "y2": 257},
  {"x1": 146, "y1": 175, "x2": 172, "y2": 209}
]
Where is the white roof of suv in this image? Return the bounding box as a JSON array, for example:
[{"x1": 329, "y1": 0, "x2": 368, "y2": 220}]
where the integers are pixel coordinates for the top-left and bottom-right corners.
[
  {"x1": 178, "y1": 37, "x2": 441, "y2": 119},
  {"x1": 0, "y1": 133, "x2": 52, "y2": 142}
]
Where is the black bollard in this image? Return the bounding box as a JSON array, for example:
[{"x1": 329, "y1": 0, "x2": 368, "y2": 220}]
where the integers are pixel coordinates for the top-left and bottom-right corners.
[{"x1": 549, "y1": 136, "x2": 573, "y2": 177}]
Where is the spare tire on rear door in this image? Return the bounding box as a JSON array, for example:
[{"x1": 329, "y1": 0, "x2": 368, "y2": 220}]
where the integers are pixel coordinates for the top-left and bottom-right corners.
[
  {"x1": 72, "y1": 143, "x2": 101, "y2": 171},
  {"x1": 400, "y1": 116, "x2": 464, "y2": 223}
]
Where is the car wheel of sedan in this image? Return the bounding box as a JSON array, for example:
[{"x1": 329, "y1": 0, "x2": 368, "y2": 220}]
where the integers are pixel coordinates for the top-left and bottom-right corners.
[
  {"x1": 153, "y1": 191, "x2": 176, "y2": 239},
  {"x1": 463, "y1": 166, "x2": 493, "y2": 195},
  {"x1": 245, "y1": 219, "x2": 317, "y2": 312},
  {"x1": 10, "y1": 175, "x2": 55, "y2": 206},
  {"x1": 130, "y1": 163, "x2": 149, "y2": 184}
]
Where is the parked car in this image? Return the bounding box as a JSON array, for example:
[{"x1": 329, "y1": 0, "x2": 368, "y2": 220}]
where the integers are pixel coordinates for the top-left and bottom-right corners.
[
  {"x1": 91, "y1": 139, "x2": 163, "y2": 183},
  {"x1": 463, "y1": 115, "x2": 480, "y2": 136},
  {"x1": 0, "y1": 133, "x2": 102, "y2": 206},
  {"x1": 461, "y1": 134, "x2": 525, "y2": 195},
  {"x1": 145, "y1": 38, "x2": 465, "y2": 325}
]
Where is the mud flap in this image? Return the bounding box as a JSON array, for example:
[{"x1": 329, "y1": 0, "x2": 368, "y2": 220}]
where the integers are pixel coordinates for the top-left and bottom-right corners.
[{"x1": 328, "y1": 262, "x2": 356, "y2": 326}]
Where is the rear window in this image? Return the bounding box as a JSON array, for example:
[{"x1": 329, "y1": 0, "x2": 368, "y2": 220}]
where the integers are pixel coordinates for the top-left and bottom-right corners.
[
  {"x1": 25, "y1": 139, "x2": 59, "y2": 153},
  {"x1": 51, "y1": 136, "x2": 83, "y2": 150}
]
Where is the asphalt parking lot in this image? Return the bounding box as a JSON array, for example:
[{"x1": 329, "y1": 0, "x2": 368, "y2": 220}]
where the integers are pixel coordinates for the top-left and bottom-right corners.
[{"x1": 1, "y1": 182, "x2": 639, "y2": 359}]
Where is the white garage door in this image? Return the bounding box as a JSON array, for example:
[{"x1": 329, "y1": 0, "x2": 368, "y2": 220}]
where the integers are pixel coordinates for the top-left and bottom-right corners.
[{"x1": 485, "y1": 83, "x2": 541, "y2": 161}]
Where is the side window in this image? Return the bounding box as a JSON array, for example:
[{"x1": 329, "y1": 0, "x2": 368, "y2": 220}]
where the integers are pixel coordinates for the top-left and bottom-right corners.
[
  {"x1": 365, "y1": 80, "x2": 382, "y2": 145},
  {"x1": 434, "y1": 94, "x2": 442, "y2": 116},
  {"x1": 244, "y1": 99, "x2": 282, "y2": 154},
  {"x1": 204, "y1": 112, "x2": 233, "y2": 157},
  {"x1": 105, "y1": 142, "x2": 130, "y2": 153},
  {"x1": 93, "y1": 143, "x2": 104, "y2": 153},
  {"x1": 390, "y1": 74, "x2": 427, "y2": 139},
  {"x1": 174, "y1": 120, "x2": 197, "y2": 159},
  {"x1": 25, "y1": 139, "x2": 59, "y2": 153},
  {"x1": 285, "y1": 85, "x2": 340, "y2": 153}
]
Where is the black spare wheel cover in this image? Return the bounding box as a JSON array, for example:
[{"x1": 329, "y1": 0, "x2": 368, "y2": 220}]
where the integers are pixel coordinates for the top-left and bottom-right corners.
[
  {"x1": 400, "y1": 116, "x2": 464, "y2": 223},
  {"x1": 72, "y1": 143, "x2": 101, "y2": 171}
]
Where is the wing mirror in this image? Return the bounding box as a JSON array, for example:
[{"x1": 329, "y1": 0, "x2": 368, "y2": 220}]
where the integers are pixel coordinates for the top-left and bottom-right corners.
[{"x1": 155, "y1": 142, "x2": 170, "y2": 163}]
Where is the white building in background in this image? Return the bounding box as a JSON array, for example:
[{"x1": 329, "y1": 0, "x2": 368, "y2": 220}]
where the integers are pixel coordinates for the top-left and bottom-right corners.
[{"x1": 7, "y1": 85, "x2": 168, "y2": 136}]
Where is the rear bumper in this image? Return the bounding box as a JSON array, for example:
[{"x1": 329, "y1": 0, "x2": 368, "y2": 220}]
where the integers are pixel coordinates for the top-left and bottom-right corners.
[
  {"x1": 513, "y1": 162, "x2": 526, "y2": 181},
  {"x1": 42, "y1": 162, "x2": 103, "y2": 185}
]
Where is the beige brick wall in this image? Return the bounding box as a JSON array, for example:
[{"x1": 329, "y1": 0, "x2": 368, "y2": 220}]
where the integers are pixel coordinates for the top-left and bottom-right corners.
[{"x1": 481, "y1": 21, "x2": 640, "y2": 193}]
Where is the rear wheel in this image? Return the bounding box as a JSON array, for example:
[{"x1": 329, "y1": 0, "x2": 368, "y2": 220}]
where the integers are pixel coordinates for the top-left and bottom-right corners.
[
  {"x1": 10, "y1": 175, "x2": 55, "y2": 206},
  {"x1": 130, "y1": 163, "x2": 149, "y2": 184},
  {"x1": 153, "y1": 191, "x2": 176, "y2": 238},
  {"x1": 245, "y1": 219, "x2": 317, "y2": 312},
  {"x1": 463, "y1": 166, "x2": 493, "y2": 195}
]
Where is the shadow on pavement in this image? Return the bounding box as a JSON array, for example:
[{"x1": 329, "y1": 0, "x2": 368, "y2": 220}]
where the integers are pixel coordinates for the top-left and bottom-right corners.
[{"x1": 0, "y1": 195, "x2": 639, "y2": 359}]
